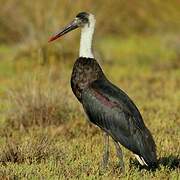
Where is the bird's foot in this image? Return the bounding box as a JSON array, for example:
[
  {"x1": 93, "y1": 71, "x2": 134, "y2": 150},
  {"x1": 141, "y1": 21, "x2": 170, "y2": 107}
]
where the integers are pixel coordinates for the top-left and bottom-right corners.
[
  {"x1": 100, "y1": 133, "x2": 109, "y2": 169},
  {"x1": 117, "y1": 161, "x2": 125, "y2": 173},
  {"x1": 101, "y1": 153, "x2": 109, "y2": 169}
]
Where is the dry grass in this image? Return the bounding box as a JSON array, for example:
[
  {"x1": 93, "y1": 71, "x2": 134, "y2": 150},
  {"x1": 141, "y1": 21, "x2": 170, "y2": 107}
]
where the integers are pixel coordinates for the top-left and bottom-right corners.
[
  {"x1": 0, "y1": 39, "x2": 179, "y2": 178},
  {"x1": 0, "y1": 134, "x2": 64, "y2": 165},
  {"x1": 5, "y1": 74, "x2": 77, "y2": 130},
  {"x1": 0, "y1": 1, "x2": 179, "y2": 179}
]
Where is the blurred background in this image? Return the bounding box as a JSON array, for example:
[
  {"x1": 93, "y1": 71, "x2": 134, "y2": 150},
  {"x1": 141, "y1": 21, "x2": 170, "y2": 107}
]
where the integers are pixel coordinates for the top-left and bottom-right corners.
[
  {"x1": 0, "y1": 0, "x2": 180, "y2": 63},
  {"x1": 0, "y1": 0, "x2": 179, "y2": 178}
]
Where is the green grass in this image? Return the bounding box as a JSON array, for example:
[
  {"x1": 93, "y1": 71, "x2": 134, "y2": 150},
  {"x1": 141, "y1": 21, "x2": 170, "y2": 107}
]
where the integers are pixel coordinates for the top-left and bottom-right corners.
[{"x1": 0, "y1": 34, "x2": 179, "y2": 179}]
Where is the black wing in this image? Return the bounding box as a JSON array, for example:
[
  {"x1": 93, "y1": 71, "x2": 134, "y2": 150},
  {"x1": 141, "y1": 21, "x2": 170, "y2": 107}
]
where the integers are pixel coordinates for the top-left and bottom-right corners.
[{"x1": 81, "y1": 78, "x2": 156, "y2": 165}]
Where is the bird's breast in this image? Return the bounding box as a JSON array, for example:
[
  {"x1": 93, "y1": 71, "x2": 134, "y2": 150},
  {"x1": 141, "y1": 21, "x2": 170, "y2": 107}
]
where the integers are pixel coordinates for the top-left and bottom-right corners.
[{"x1": 70, "y1": 57, "x2": 104, "y2": 101}]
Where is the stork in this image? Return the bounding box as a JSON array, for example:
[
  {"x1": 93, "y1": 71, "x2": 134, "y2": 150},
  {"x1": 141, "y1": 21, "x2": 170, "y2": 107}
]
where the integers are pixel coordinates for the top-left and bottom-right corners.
[{"x1": 49, "y1": 12, "x2": 157, "y2": 171}]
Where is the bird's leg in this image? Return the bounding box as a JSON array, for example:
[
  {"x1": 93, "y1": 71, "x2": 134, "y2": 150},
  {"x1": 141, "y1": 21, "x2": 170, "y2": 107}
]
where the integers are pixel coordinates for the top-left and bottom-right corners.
[
  {"x1": 101, "y1": 132, "x2": 109, "y2": 169},
  {"x1": 113, "y1": 141, "x2": 125, "y2": 172}
]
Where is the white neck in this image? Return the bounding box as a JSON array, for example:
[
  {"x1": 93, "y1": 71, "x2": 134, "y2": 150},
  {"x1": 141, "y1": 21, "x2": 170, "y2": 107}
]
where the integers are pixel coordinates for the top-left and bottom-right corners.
[{"x1": 79, "y1": 14, "x2": 95, "y2": 58}]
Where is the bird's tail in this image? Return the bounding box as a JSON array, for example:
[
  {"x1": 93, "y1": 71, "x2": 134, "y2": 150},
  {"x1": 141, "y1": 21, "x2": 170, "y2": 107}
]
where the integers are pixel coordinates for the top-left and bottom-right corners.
[
  {"x1": 137, "y1": 128, "x2": 157, "y2": 167},
  {"x1": 134, "y1": 154, "x2": 148, "y2": 166}
]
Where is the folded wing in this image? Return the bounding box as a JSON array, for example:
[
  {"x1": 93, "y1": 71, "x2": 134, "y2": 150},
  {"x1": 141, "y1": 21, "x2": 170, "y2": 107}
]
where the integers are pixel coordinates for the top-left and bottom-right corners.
[{"x1": 82, "y1": 78, "x2": 157, "y2": 166}]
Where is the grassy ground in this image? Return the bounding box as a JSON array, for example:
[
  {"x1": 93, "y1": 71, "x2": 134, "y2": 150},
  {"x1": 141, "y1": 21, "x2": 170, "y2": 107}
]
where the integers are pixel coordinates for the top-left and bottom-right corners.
[{"x1": 0, "y1": 33, "x2": 179, "y2": 179}]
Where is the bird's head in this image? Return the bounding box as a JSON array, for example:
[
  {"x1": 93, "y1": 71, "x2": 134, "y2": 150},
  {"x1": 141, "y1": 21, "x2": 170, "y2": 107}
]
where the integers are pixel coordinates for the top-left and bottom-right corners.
[{"x1": 49, "y1": 12, "x2": 94, "y2": 42}]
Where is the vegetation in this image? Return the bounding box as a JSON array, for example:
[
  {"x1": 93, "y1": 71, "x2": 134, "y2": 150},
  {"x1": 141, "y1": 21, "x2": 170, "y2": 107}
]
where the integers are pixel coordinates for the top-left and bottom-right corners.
[{"x1": 0, "y1": 0, "x2": 179, "y2": 179}]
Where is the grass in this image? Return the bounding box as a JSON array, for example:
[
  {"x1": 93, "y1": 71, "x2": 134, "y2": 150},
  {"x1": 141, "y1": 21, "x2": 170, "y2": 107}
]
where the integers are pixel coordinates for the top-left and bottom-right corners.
[
  {"x1": 0, "y1": 1, "x2": 179, "y2": 178},
  {"x1": 0, "y1": 33, "x2": 179, "y2": 179}
]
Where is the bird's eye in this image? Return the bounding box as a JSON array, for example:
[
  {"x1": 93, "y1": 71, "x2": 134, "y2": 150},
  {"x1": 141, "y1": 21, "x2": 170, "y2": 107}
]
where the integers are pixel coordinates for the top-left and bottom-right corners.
[
  {"x1": 76, "y1": 17, "x2": 88, "y2": 27},
  {"x1": 81, "y1": 17, "x2": 88, "y2": 24}
]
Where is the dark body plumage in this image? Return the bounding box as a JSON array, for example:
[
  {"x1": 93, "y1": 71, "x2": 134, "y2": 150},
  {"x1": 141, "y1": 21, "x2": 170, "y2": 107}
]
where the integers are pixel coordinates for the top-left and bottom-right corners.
[{"x1": 71, "y1": 57, "x2": 157, "y2": 166}]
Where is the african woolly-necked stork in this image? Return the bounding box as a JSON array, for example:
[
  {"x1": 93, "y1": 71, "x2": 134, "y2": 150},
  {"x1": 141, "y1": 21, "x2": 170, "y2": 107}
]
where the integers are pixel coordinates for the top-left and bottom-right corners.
[{"x1": 49, "y1": 12, "x2": 157, "y2": 171}]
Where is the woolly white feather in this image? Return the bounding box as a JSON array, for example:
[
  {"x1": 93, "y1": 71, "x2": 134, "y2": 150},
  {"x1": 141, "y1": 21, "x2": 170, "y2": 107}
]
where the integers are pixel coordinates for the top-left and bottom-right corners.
[{"x1": 79, "y1": 14, "x2": 96, "y2": 58}]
